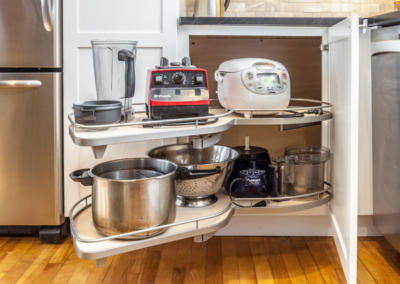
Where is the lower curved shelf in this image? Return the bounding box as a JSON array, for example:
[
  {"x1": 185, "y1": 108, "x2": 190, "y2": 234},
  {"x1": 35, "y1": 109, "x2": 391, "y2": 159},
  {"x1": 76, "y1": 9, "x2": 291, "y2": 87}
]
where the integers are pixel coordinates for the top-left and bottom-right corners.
[{"x1": 70, "y1": 190, "x2": 332, "y2": 265}]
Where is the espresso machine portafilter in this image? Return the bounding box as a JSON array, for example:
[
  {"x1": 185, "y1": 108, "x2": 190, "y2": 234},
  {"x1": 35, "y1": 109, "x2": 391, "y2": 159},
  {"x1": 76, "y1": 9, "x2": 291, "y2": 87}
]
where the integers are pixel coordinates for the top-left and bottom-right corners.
[{"x1": 91, "y1": 40, "x2": 137, "y2": 122}]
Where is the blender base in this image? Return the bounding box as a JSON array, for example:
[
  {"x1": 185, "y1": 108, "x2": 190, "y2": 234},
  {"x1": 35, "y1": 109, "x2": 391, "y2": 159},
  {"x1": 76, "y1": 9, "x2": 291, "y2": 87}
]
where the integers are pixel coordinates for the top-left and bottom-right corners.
[{"x1": 176, "y1": 195, "x2": 218, "y2": 208}]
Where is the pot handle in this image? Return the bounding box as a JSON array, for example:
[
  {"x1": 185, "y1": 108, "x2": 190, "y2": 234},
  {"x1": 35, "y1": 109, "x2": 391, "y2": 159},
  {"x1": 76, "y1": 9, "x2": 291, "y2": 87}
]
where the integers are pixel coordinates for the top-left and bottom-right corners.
[
  {"x1": 82, "y1": 108, "x2": 96, "y2": 122},
  {"x1": 177, "y1": 166, "x2": 221, "y2": 180},
  {"x1": 69, "y1": 169, "x2": 93, "y2": 186},
  {"x1": 214, "y1": 70, "x2": 223, "y2": 83}
]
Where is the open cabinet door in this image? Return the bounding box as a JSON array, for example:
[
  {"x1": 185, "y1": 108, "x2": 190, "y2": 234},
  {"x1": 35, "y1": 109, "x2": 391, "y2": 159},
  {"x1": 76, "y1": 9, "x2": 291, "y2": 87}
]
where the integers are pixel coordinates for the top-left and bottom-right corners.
[{"x1": 327, "y1": 16, "x2": 359, "y2": 284}]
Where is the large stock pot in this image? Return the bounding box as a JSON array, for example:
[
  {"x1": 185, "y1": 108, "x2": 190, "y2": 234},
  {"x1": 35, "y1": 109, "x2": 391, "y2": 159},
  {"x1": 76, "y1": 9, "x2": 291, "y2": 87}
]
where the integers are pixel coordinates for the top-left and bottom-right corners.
[{"x1": 70, "y1": 158, "x2": 178, "y2": 240}]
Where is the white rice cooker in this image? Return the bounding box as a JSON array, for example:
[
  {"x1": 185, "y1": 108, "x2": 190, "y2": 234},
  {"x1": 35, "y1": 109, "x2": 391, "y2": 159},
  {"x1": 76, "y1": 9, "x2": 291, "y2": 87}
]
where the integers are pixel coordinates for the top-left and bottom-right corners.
[{"x1": 215, "y1": 58, "x2": 291, "y2": 117}]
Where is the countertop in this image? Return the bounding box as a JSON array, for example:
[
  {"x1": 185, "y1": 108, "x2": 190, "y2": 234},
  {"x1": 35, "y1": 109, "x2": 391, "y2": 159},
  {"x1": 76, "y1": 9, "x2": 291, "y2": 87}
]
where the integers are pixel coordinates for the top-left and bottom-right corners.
[
  {"x1": 368, "y1": 11, "x2": 400, "y2": 27},
  {"x1": 179, "y1": 17, "x2": 352, "y2": 27},
  {"x1": 180, "y1": 12, "x2": 400, "y2": 28}
]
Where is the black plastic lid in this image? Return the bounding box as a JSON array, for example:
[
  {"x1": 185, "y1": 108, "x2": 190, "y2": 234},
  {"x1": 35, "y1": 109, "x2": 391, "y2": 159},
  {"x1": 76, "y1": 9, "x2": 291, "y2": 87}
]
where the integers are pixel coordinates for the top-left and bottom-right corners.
[
  {"x1": 73, "y1": 100, "x2": 122, "y2": 111},
  {"x1": 233, "y1": 146, "x2": 269, "y2": 160}
]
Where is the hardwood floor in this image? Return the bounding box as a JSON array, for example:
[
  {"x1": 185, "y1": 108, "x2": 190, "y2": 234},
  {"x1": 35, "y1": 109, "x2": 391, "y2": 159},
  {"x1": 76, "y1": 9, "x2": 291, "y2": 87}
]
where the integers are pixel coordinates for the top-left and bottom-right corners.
[{"x1": 0, "y1": 236, "x2": 398, "y2": 283}]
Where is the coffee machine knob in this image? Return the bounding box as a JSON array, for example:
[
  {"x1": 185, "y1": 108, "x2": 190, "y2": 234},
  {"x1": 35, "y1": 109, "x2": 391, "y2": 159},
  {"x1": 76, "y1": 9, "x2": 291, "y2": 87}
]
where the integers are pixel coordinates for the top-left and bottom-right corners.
[{"x1": 173, "y1": 73, "x2": 185, "y2": 84}]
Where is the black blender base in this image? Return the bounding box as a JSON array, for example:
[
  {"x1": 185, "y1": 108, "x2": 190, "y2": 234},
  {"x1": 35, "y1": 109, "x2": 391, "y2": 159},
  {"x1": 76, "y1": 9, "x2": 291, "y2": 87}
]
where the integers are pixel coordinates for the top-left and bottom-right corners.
[
  {"x1": 147, "y1": 105, "x2": 209, "y2": 120},
  {"x1": 176, "y1": 195, "x2": 218, "y2": 208},
  {"x1": 39, "y1": 220, "x2": 69, "y2": 244}
]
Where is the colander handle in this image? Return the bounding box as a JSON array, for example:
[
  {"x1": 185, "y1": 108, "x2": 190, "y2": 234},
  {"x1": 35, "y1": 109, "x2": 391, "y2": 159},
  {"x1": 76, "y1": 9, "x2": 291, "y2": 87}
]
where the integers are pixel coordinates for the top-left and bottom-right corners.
[
  {"x1": 177, "y1": 166, "x2": 221, "y2": 180},
  {"x1": 70, "y1": 169, "x2": 93, "y2": 186}
]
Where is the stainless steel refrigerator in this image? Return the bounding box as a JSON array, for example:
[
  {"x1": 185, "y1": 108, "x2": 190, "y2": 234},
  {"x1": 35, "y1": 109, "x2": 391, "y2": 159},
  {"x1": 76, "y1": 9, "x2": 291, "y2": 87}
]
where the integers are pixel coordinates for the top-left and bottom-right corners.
[
  {"x1": 0, "y1": 0, "x2": 64, "y2": 239},
  {"x1": 371, "y1": 25, "x2": 400, "y2": 252}
]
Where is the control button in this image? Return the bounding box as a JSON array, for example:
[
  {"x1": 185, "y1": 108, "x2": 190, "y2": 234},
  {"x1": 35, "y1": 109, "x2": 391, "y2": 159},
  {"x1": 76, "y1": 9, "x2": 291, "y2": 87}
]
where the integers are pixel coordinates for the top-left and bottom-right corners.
[
  {"x1": 282, "y1": 72, "x2": 287, "y2": 80},
  {"x1": 247, "y1": 81, "x2": 255, "y2": 87},
  {"x1": 245, "y1": 72, "x2": 254, "y2": 81},
  {"x1": 172, "y1": 73, "x2": 185, "y2": 84},
  {"x1": 276, "y1": 85, "x2": 282, "y2": 90},
  {"x1": 195, "y1": 75, "x2": 203, "y2": 84},
  {"x1": 283, "y1": 81, "x2": 287, "y2": 85},
  {"x1": 256, "y1": 85, "x2": 264, "y2": 91},
  {"x1": 155, "y1": 75, "x2": 163, "y2": 84}
]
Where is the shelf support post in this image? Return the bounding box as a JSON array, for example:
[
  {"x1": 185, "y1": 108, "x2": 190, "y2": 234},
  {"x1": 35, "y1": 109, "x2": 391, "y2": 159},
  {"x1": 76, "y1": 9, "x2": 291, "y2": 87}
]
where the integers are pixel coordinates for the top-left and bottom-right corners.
[
  {"x1": 91, "y1": 145, "x2": 107, "y2": 159},
  {"x1": 94, "y1": 257, "x2": 107, "y2": 268},
  {"x1": 193, "y1": 232, "x2": 216, "y2": 243}
]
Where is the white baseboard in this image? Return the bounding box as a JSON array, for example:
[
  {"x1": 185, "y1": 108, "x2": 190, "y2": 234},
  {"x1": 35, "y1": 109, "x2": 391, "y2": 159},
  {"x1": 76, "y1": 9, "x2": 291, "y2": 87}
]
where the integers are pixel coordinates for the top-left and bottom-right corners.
[
  {"x1": 215, "y1": 215, "x2": 381, "y2": 237},
  {"x1": 357, "y1": 215, "x2": 381, "y2": 236}
]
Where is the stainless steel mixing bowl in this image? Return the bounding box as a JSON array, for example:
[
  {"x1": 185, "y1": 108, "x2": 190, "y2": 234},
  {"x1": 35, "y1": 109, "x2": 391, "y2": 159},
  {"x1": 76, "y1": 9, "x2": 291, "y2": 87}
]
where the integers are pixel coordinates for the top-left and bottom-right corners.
[{"x1": 148, "y1": 144, "x2": 240, "y2": 207}]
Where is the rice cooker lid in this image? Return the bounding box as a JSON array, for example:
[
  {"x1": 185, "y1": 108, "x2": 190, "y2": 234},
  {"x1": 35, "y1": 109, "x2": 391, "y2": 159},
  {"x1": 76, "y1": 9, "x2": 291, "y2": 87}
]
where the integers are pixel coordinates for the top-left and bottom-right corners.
[{"x1": 218, "y1": 58, "x2": 280, "y2": 73}]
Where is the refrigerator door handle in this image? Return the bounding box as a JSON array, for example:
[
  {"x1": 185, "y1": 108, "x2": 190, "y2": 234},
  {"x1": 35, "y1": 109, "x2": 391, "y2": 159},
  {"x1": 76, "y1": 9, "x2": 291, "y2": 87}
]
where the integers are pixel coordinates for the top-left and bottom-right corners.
[
  {"x1": 41, "y1": 0, "x2": 53, "y2": 32},
  {"x1": 0, "y1": 80, "x2": 42, "y2": 88}
]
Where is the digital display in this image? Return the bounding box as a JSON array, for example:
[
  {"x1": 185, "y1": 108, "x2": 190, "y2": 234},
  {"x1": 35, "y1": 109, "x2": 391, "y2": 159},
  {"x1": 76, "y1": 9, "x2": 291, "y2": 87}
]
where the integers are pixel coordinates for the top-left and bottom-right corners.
[{"x1": 257, "y1": 73, "x2": 280, "y2": 85}]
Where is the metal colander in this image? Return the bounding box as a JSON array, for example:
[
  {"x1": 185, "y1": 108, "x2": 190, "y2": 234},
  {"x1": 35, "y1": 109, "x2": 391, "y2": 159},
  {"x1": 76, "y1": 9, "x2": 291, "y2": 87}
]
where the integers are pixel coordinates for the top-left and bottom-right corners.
[{"x1": 148, "y1": 144, "x2": 240, "y2": 207}]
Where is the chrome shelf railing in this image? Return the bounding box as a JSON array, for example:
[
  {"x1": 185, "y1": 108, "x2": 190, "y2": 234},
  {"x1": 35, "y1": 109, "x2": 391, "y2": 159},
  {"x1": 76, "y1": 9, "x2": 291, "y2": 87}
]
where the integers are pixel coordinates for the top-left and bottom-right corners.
[{"x1": 68, "y1": 98, "x2": 333, "y2": 132}]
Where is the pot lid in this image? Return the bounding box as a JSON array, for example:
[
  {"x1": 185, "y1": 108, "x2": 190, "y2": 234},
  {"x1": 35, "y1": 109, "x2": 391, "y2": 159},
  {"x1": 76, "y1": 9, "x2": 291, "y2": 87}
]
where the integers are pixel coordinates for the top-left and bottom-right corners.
[
  {"x1": 218, "y1": 58, "x2": 280, "y2": 73},
  {"x1": 73, "y1": 100, "x2": 122, "y2": 111}
]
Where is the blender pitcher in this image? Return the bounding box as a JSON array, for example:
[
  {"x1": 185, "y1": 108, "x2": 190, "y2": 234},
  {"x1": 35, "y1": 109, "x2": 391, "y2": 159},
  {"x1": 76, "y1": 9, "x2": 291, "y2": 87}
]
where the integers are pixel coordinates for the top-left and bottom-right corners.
[{"x1": 91, "y1": 40, "x2": 137, "y2": 122}]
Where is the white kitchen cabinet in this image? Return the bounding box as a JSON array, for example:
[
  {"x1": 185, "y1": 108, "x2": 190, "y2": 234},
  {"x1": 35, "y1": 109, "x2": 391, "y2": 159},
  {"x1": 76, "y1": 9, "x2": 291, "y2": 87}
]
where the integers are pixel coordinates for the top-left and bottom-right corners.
[{"x1": 64, "y1": 1, "x2": 375, "y2": 283}]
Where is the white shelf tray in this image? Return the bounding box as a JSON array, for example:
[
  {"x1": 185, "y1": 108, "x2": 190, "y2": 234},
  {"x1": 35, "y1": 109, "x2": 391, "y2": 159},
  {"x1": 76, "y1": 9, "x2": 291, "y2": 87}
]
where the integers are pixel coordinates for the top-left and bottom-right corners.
[
  {"x1": 69, "y1": 104, "x2": 332, "y2": 148},
  {"x1": 70, "y1": 190, "x2": 332, "y2": 267}
]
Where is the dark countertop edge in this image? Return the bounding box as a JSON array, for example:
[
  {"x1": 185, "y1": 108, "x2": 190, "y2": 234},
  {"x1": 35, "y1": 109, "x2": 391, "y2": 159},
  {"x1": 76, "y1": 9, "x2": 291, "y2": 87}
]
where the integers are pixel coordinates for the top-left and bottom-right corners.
[
  {"x1": 367, "y1": 11, "x2": 400, "y2": 27},
  {"x1": 179, "y1": 17, "x2": 365, "y2": 27}
]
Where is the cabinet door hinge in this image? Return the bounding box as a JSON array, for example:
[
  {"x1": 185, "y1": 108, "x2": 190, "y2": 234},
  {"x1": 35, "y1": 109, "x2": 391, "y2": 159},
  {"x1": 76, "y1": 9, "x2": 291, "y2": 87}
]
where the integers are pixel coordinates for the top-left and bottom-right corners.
[
  {"x1": 320, "y1": 44, "x2": 329, "y2": 52},
  {"x1": 359, "y1": 19, "x2": 368, "y2": 34}
]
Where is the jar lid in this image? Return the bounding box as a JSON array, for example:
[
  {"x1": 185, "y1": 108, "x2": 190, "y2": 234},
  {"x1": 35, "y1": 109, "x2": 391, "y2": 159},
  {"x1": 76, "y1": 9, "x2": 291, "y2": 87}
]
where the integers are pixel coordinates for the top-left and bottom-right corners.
[
  {"x1": 91, "y1": 39, "x2": 138, "y2": 46},
  {"x1": 73, "y1": 100, "x2": 122, "y2": 111},
  {"x1": 284, "y1": 145, "x2": 331, "y2": 163},
  {"x1": 234, "y1": 146, "x2": 269, "y2": 159}
]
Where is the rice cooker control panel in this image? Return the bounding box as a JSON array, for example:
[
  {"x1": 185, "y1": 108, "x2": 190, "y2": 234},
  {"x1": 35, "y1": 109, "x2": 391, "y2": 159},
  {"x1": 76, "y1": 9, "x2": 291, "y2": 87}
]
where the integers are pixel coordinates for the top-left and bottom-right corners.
[{"x1": 241, "y1": 64, "x2": 289, "y2": 95}]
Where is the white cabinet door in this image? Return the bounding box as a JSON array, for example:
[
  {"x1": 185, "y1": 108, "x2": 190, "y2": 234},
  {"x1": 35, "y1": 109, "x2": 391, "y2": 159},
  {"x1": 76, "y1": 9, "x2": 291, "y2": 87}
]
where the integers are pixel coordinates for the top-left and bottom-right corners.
[
  {"x1": 63, "y1": 0, "x2": 180, "y2": 215},
  {"x1": 327, "y1": 16, "x2": 359, "y2": 284}
]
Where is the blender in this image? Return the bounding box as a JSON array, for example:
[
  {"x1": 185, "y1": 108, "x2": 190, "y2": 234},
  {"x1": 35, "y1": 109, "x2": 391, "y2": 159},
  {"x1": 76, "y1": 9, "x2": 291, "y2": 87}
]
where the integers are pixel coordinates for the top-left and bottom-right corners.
[{"x1": 91, "y1": 40, "x2": 137, "y2": 122}]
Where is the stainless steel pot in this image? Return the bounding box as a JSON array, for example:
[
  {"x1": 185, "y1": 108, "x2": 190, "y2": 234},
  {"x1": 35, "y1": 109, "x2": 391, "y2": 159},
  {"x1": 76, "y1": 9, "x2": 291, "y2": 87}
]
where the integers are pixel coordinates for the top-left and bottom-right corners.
[
  {"x1": 194, "y1": 0, "x2": 230, "y2": 17},
  {"x1": 148, "y1": 144, "x2": 240, "y2": 207},
  {"x1": 70, "y1": 158, "x2": 177, "y2": 240}
]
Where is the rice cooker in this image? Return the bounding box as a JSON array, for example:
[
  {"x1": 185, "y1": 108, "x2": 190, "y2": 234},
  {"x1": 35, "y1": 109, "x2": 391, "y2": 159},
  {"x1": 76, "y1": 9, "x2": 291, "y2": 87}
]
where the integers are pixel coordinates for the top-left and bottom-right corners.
[{"x1": 215, "y1": 58, "x2": 291, "y2": 117}]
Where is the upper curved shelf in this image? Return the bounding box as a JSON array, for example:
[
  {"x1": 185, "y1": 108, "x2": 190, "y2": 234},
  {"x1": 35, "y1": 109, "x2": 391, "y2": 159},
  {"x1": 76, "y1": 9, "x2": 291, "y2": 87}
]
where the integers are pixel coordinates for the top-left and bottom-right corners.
[{"x1": 68, "y1": 98, "x2": 333, "y2": 147}]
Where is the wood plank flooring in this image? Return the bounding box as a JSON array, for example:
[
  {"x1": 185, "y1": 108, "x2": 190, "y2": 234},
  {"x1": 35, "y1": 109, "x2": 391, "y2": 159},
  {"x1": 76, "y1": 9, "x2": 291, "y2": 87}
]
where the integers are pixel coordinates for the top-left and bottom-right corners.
[{"x1": 0, "y1": 236, "x2": 398, "y2": 283}]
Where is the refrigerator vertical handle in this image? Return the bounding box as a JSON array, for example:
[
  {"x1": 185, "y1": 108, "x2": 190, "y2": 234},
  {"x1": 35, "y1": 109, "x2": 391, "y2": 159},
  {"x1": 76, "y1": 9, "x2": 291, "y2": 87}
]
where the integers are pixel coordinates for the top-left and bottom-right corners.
[{"x1": 41, "y1": 0, "x2": 53, "y2": 32}]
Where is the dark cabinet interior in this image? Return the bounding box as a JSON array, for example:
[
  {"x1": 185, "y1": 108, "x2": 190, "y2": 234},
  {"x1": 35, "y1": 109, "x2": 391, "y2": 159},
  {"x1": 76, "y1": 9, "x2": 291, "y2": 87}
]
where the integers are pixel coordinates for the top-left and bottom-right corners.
[{"x1": 190, "y1": 36, "x2": 323, "y2": 157}]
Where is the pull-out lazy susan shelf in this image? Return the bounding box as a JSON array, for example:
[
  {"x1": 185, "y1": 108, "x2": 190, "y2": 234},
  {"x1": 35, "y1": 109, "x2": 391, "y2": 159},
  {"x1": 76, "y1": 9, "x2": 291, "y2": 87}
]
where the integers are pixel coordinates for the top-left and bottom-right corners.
[
  {"x1": 68, "y1": 99, "x2": 333, "y2": 158},
  {"x1": 70, "y1": 185, "x2": 332, "y2": 267}
]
